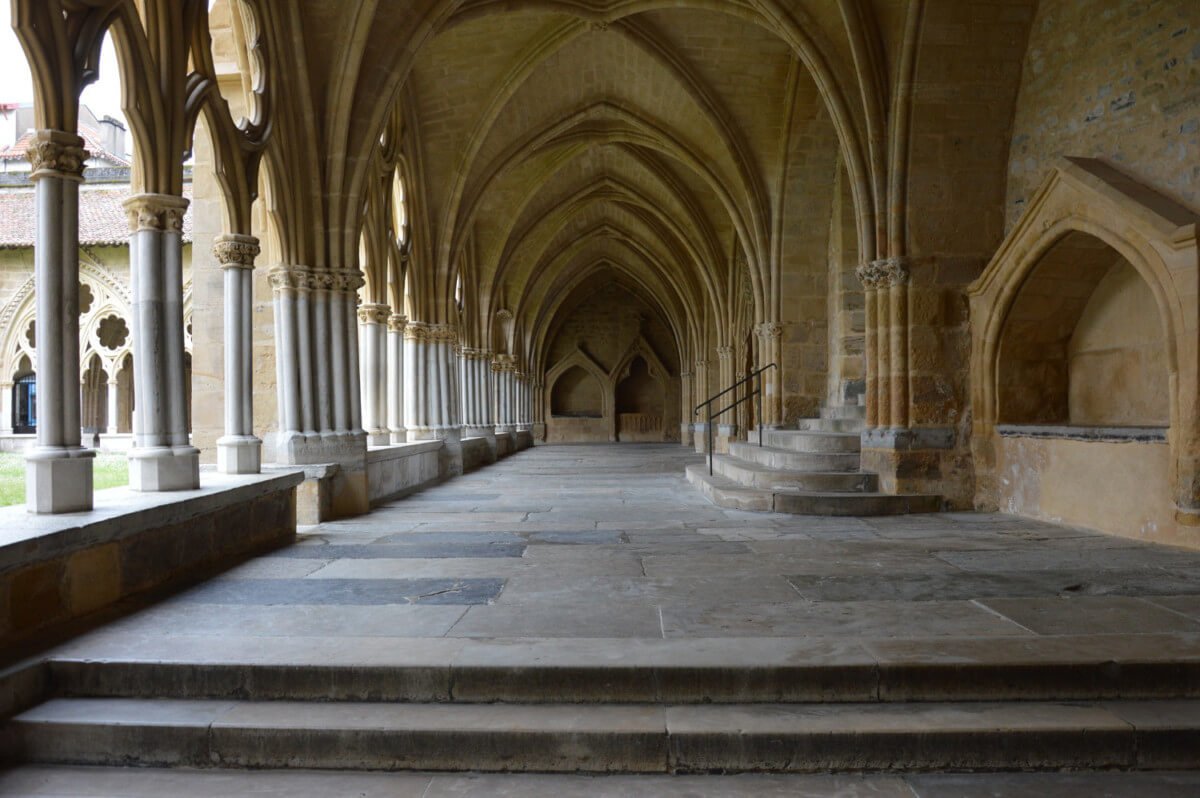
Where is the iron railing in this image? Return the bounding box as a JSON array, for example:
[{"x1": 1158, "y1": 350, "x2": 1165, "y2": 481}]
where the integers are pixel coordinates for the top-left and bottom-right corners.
[{"x1": 694, "y1": 363, "x2": 777, "y2": 475}]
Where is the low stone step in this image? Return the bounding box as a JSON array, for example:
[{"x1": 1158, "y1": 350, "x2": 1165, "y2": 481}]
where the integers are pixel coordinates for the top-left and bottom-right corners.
[
  {"x1": 7, "y1": 697, "x2": 1198, "y2": 773},
  {"x1": 686, "y1": 466, "x2": 940, "y2": 516},
  {"x1": 761, "y1": 430, "x2": 861, "y2": 454},
  {"x1": 35, "y1": 632, "x2": 1200, "y2": 706},
  {"x1": 711, "y1": 454, "x2": 877, "y2": 492},
  {"x1": 821, "y1": 405, "x2": 867, "y2": 421},
  {"x1": 728, "y1": 442, "x2": 861, "y2": 472}
]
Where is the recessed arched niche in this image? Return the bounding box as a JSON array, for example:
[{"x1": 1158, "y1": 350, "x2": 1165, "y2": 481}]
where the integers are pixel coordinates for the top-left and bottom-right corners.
[
  {"x1": 615, "y1": 356, "x2": 665, "y2": 441},
  {"x1": 970, "y1": 157, "x2": 1199, "y2": 545},
  {"x1": 551, "y1": 366, "x2": 602, "y2": 419}
]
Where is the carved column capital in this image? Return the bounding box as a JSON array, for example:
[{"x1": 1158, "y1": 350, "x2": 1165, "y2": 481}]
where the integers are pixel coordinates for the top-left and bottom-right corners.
[
  {"x1": 429, "y1": 323, "x2": 459, "y2": 343},
  {"x1": 26, "y1": 131, "x2": 87, "y2": 180},
  {"x1": 330, "y1": 270, "x2": 366, "y2": 294},
  {"x1": 877, "y1": 256, "x2": 912, "y2": 288},
  {"x1": 679, "y1": 370, "x2": 694, "y2": 379},
  {"x1": 357, "y1": 303, "x2": 391, "y2": 325},
  {"x1": 855, "y1": 261, "x2": 885, "y2": 290},
  {"x1": 213, "y1": 234, "x2": 260, "y2": 270},
  {"x1": 388, "y1": 314, "x2": 408, "y2": 333},
  {"x1": 755, "y1": 321, "x2": 783, "y2": 340},
  {"x1": 124, "y1": 194, "x2": 189, "y2": 233},
  {"x1": 404, "y1": 320, "x2": 432, "y2": 342},
  {"x1": 492, "y1": 353, "x2": 517, "y2": 373}
]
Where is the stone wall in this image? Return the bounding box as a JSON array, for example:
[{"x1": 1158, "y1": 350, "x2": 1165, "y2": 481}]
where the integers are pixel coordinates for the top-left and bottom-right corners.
[{"x1": 1006, "y1": 0, "x2": 1200, "y2": 229}]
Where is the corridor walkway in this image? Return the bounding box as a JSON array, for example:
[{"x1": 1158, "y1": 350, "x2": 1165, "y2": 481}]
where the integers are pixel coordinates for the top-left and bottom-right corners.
[{"x1": 5, "y1": 444, "x2": 1200, "y2": 795}]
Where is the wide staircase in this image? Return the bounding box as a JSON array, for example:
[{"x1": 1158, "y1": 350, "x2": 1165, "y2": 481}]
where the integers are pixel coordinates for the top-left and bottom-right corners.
[
  {"x1": 687, "y1": 402, "x2": 942, "y2": 515},
  {"x1": 3, "y1": 638, "x2": 1200, "y2": 774}
]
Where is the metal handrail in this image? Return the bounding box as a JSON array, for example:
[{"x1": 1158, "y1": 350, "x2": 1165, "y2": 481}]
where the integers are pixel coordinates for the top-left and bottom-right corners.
[{"x1": 694, "y1": 363, "x2": 776, "y2": 475}]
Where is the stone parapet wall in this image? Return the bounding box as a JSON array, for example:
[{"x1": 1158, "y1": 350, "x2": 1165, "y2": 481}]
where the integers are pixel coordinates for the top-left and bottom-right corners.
[{"x1": 0, "y1": 472, "x2": 302, "y2": 650}]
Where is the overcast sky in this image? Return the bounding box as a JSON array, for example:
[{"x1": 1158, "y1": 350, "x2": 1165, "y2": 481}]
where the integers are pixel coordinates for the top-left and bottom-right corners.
[{"x1": 1, "y1": 4, "x2": 126, "y2": 126}]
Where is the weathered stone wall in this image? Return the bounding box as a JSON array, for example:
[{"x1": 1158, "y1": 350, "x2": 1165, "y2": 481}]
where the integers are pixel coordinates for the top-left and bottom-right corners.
[
  {"x1": 1006, "y1": 0, "x2": 1200, "y2": 229},
  {"x1": 825, "y1": 162, "x2": 864, "y2": 408},
  {"x1": 1068, "y1": 259, "x2": 1170, "y2": 427}
]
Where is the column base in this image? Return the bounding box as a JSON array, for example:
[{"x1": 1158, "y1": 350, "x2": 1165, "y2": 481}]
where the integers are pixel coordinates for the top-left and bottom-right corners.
[
  {"x1": 680, "y1": 423, "x2": 694, "y2": 446},
  {"x1": 217, "y1": 435, "x2": 262, "y2": 475},
  {"x1": 129, "y1": 446, "x2": 200, "y2": 492},
  {"x1": 366, "y1": 429, "x2": 391, "y2": 448},
  {"x1": 464, "y1": 425, "x2": 493, "y2": 439},
  {"x1": 409, "y1": 426, "x2": 464, "y2": 477},
  {"x1": 26, "y1": 447, "x2": 96, "y2": 514},
  {"x1": 389, "y1": 428, "x2": 408, "y2": 445}
]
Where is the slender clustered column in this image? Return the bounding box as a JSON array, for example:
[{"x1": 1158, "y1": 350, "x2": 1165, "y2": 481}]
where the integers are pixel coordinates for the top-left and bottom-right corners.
[
  {"x1": 124, "y1": 193, "x2": 198, "y2": 491},
  {"x1": 214, "y1": 234, "x2": 262, "y2": 474},
  {"x1": 755, "y1": 322, "x2": 783, "y2": 427},
  {"x1": 473, "y1": 349, "x2": 495, "y2": 437},
  {"x1": 25, "y1": 132, "x2": 95, "y2": 512},
  {"x1": 387, "y1": 314, "x2": 407, "y2": 444},
  {"x1": 492, "y1": 354, "x2": 517, "y2": 433},
  {"x1": 357, "y1": 303, "x2": 391, "y2": 446},
  {"x1": 855, "y1": 261, "x2": 885, "y2": 429},
  {"x1": 881, "y1": 257, "x2": 911, "y2": 429},
  {"x1": 514, "y1": 371, "x2": 529, "y2": 431},
  {"x1": 679, "y1": 369, "x2": 694, "y2": 446},
  {"x1": 268, "y1": 266, "x2": 367, "y2": 462},
  {"x1": 105, "y1": 379, "x2": 119, "y2": 436}
]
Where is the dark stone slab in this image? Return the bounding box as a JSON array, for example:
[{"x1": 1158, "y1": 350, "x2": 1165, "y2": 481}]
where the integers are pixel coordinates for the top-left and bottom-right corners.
[
  {"x1": 270, "y1": 543, "x2": 526, "y2": 560},
  {"x1": 375, "y1": 531, "x2": 526, "y2": 546},
  {"x1": 174, "y1": 578, "x2": 506, "y2": 606},
  {"x1": 529, "y1": 531, "x2": 627, "y2": 545},
  {"x1": 787, "y1": 569, "x2": 1200, "y2": 603}
]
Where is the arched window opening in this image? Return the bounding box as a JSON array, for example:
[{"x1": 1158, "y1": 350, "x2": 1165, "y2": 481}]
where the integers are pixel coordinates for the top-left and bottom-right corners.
[
  {"x1": 997, "y1": 232, "x2": 1169, "y2": 430},
  {"x1": 393, "y1": 173, "x2": 408, "y2": 246},
  {"x1": 82, "y1": 355, "x2": 108, "y2": 435},
  {"x1": 551, "y1": 366, "x2": 602, "y2": 418},
  {"x1": 12, "y1": 356, "x2": 35, "y2": 435}
]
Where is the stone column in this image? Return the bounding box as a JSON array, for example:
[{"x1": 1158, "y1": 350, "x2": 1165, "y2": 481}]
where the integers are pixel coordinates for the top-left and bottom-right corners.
[
  {"x1": 679, "y1": 369, "x2": 693, "y2": 445},
  {"x1": 357, "y1": 303, "x2": 390, "y2": 447},
  {"x1": 1, "y1": 382, "x2": 13, "y2": 436},
  {"x1": 23, "y1": 132, "x2": 95, "y2": 511},
  {"x1": 124, "y1": 193, "x2": 198, "y2": 492},
  {"x1": 692, "y1": 357, "x2": 710, "y2": 452},
  {"x1": 856, "y1": 261, "x2": 884, "y2": 428},
  {"x1": 882, "y1": 258, "x2": 911, "y2": 429},
  {"x1": 214, "y1": 234, "x2": 262, "y2": 473},
  {"x1": 406, "y1": 322, "x2": 463, "y2": 472},
  {"x1": 514, "y1": 371, "x2": 529, "y2": 431},
  {"x1": 387, "y1": 314, "x2": 407, "y2": 444},
  {"x1": 714, "y1": 346, "x2": 737, "y2": 453},
  {"x1": 531, "y1": 377, "x2": 546, "y2": 443},
  {"x1": 755, "y1": 322, "x2": 783, "y2": 428},
  {"x1": 105, "y1": 380, "x2": 119, "y2": 436},
  {"x1": 493, "y1": 354, "x2": 517, "y2": 433}
]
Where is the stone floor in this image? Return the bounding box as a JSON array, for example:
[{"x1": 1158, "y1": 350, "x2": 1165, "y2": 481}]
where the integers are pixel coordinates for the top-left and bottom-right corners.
[{"x1": 5, "y1": 443, "x2": 1200, "y2": 794}]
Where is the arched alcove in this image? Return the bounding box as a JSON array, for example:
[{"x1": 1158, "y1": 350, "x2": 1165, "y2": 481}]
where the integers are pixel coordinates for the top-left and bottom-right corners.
[
  {"x1": 996, "y1": 232, "x2": 1169, "y2": 428},
  {"x1": 551, "y1": 366, "x2": 602, "y2": 418},
  {"x1": 616, "y1": 356, "x2": 665, "y2": 442},
  {"x1": 82, "y1": 355, "x2": 109, "y2": 435},
  {"x1": 969, "y1": 157, "x2": 1199, "y2": 545}
]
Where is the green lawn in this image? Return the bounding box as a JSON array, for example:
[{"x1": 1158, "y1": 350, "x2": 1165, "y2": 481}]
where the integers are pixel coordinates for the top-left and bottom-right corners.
[{"x1": 0, "y1": 451, "x2": 129, "y2": 507}]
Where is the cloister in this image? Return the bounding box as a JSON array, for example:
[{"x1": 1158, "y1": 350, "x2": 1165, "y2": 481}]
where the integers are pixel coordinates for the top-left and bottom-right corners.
[{"x1": 1, "y1": 0, "x2": 1200, "y2": 792}]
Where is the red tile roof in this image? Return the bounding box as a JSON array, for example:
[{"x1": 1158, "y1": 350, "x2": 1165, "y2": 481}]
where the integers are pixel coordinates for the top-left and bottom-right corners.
[
  {"x1": 0, "y1": 124, "x2": 130, "y2": 168},
  {"x1": 0, "y1": 184, "x2": 193, "y2": 249}
]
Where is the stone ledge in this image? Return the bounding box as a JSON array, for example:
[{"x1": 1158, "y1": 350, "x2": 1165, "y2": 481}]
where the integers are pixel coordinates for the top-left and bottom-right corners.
[
  {"x1": 365, "y1": 441, "x2": 443, "y2": 462},
  {"x1": 996, "y1": 424, "x2": 1168, "y2": 443},
  {"x1": 862, "y1": 427, "x2": 956, "y2": 451}
]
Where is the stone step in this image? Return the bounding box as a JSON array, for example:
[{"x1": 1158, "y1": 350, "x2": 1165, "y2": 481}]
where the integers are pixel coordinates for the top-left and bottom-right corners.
[
  {"x1": 7, "y1": 696, "x2": 1198, "y2": 773},
  {"x1": 686, "y1": 465, "x2": 941, "y2": 516},
  {"x1": 38, "y1": 632, "x2": 1200, "y2": 705},
  {"x1": 728, "y1": 442, "x2": 861, "y2": 472},
  {"x1": 794, "y1": 417, "x2": 866, "y2": 433},
  {"x1": 711, "y1": 454, "x2": 877, "y2": 493},
  {"x1": 6, "y1": 766, "x2": 1200, "y2": 796},
  {"x1": 760, "y1": 430, "x2": 862, "y2": 454},
  {"x1": 821, "y1": 405, "x2": 867, "y2": 420}
]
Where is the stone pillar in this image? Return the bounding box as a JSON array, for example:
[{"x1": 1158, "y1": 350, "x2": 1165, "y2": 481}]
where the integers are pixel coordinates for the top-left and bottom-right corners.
[
  {"x1": 531, "y1": 377, "x2": 546, "y2": 443},
  {"x1": 407, "y1": 322, "x2": 464, "y2": 474},
  {"x1": 884, "y1": 259, "x2": 911, "y2": 429},
  {"x1": 23, "y1": 132, "x2": 95, "y2": 511},
  {"x1": 105, "y1": 380, "x2": 119, "y2": 436},
  {"x1": 692, "y1": 358, "x2": 710, "y2": 452},
  {"x1": 357, "y1": 303, "x2": 391, "y2": 447},
  {"x1": 493, "y1": 354, "x2": 517, "y2": 433},
  {"x1": 123, "y1": 193, "x2": 198, "y2": 492},
  {"x1": 514, "y1": 371, "x2": 529, "y2": 431},
  {"x1": 714, "y1": 346, "x2": 737, "y2": 452},
  {"x1": 214, "y1": 234, "x2": 262, "y2": 474},
  {"x1": 1, "y1": 382, "x2": 13, "y2": 436},
  {"x1": 387, "y1": 314, "x2": 407, "y2": 444},
  {"x1": 856, "y1": 261, "x2": 884, "y2": 428},
  {"x1": 269, "y1": 265, "x2": 368, "y2": 515},
  {"x1": 679, "y1": 369, "x2": 693, "y2": 445},
  {"x1": 755, "y1": 322, "x2": 783, "y2": 427}
]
